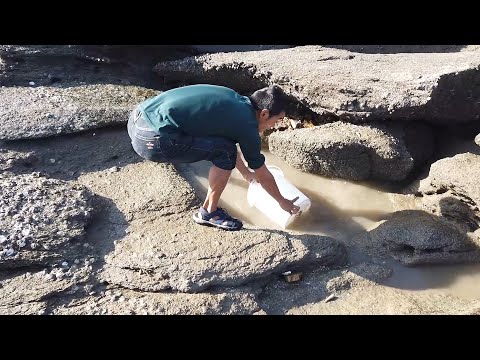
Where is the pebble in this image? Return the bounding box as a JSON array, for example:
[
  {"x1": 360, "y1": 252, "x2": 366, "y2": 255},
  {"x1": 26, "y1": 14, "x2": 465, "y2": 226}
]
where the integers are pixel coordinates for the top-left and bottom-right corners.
[
  {"x1": 324, "y1": 294, "x2": 338, "y2": 303},
  {"x1": 5, "y1": 248, "x2": 15, "y2": 257},
  {"x1": 17, "y1": 239, "x2": 27, "y2": 248}
]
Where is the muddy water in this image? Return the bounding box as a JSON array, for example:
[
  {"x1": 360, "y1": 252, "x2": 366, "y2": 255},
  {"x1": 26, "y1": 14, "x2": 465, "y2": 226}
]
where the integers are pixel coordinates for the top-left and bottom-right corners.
[{"x1": 178, "y1": 150, "x2": 480, "y2": 300}]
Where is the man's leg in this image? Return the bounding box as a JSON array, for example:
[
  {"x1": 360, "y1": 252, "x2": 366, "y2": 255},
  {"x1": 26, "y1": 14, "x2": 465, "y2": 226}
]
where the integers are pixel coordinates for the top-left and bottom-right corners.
[
  {"x1": 185, "y1": 136, "x2": 242, "y2": 230},
  {"x1": 202, "y1": 165, "x2": 232, "y2": 213}
]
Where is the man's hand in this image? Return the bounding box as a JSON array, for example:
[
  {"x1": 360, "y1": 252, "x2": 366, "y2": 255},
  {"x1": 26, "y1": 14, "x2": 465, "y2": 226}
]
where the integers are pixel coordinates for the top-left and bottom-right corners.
[
  {"x1": 254, "y1": 164, "x2": 301, "y2": 215},
  {"x1": 236, "y1": 149, "x2": 257, "y2": 183},
  {"x1": 279, "y1": 196, "x2": 301, "y2": 215}
]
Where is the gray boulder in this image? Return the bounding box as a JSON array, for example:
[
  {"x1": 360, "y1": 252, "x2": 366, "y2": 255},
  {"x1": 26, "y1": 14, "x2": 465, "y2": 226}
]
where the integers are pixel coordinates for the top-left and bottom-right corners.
[
  {"x1": 351, "y1": 210, "x2": 480, "y2": 265},
  {"x1": 154, "y1": 45, "x2": 480, "y2": 124},
  {"x1": 418, "y1": 153, "x2": 480, "y2": 237},
  {"x1": 0, "y1": 85, "x2": 160, "y2": 140},
  {"x1": 268, "y1": 121, "x2": 433, "y2": 181},
  {"x1": 102, "y1": 214, "x2": 347, "y2": 293},
  {"x1": 0, "y1": 172, "x2": 95, "y2": 269}
]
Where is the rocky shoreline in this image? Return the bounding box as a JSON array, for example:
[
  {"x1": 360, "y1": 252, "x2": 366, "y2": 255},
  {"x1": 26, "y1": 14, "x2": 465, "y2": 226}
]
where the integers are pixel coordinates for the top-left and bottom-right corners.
[{"x1": 1, "y1": 45, "x2": 479, "y2": 315}]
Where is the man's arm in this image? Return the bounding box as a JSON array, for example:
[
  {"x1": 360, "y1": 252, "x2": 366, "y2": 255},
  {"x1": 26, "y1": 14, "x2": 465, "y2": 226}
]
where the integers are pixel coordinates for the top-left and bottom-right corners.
[
  {"x1": 254, "y1": 164, "x2": 300, "y2": 215},
  {"x1": 235, "y1": 149, "x2": 256, "y2": 183}
]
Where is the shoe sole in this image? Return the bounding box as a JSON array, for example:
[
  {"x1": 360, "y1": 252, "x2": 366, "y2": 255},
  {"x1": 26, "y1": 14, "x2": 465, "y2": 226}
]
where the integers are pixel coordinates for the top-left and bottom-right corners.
[{"x1": 192, "y1": 213, "x2": 243, "y2": 231}]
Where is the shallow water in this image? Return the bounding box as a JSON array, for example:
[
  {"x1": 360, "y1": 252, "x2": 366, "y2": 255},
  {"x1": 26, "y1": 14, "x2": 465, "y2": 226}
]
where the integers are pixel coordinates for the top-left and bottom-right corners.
[{"x1": 179, "y1": 150, "x2": 480, "y2": 300}]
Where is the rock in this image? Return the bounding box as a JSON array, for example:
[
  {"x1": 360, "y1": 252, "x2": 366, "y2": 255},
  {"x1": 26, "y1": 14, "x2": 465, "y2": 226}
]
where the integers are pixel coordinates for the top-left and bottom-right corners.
[
  {"x1": 190, "y1": 45, "x2": 293, "y2": 54},
  {"x1": 101, "y1": 214, "x2": 347, "y2": 293},
  {"x1": 418, "y1": 153, "x2": 480, "y2": 236},
  {"x1": 0, "y1": 85, "x2": 160, "y2": 140},
  {"x1": 154, "y1": 45, "x2": 480, "y2": 124},
  {"x1": 269, "y1": 121, "x2": 433, "y2": 181},
  {"x1": 351, "y1": 210, "x2": 480, "y2": 265},
  {"x1": 0, "y1": 269, "x2": 74, "y2": 314},
  {"x1": 0, "y1": 172, "x2": 95, "y2": 270},
  {"x1": 475, "y1": 133, "x2": 480, "y2": 146},
  {"x1": 0, "y1": 149, "x2": 38, "y2": 171}
]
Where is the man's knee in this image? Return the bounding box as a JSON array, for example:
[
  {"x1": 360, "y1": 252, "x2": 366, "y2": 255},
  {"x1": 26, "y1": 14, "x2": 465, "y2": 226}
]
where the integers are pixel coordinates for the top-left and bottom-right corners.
[{"x1": 212, "y1": 140, "x2": 237, "y2": 170}]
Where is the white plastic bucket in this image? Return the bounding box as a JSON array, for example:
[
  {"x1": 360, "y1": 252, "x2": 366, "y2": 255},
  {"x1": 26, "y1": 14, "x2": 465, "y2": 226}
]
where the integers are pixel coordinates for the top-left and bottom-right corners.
[{"x1": 247, "y1": 165, "x2": 311, "y2": 229}]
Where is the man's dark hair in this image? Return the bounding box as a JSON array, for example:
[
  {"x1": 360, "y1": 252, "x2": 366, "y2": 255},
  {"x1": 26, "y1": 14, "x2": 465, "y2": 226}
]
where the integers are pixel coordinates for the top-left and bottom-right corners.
[{"x1": 248, "y1": 85, "x2": 286, "y2": 117}]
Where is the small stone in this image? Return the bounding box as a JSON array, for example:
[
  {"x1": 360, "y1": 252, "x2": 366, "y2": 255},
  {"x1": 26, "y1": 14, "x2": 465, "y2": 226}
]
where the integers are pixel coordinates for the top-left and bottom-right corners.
[
  {"x1": 253, "y1": 310, "x2": 267, "y2": 315},
  {"x1": 17, "y1": 239, "x2": 27, "y2": 248},
  {"x1": 74, "y1": 259, "x2": 80, "y2": 264},
  {"x1": 83, "y1": 243, "x2": 89, "y2": 248},
  {"x1": 0, "y1": 235, "x2": 7, "y2": 244},
  {"x1": 29, "y1": 81, "x2": 35, "y2": 86},
  {"x1": 49, "y1": 159, "x2": 56, "y2": 164},
  {"x1": 108, "y1": 166, "x2": 120, "y2": 173},
  {"x1": 324, "y1": 294, "x2": 338, "y2": 303},
  {"x1": 21, "y1": 228, "x2": 30, "y2": 236},
  {"x1": 475, "y1": 133, "x2": 480, "y2": 147},
  {"x1": 283, "y1": 272, "x2": 303, "y2": 283},
  {"x1": 290, "y1": 119, "x2": 301, "y2": 129},
  {"x1": 5, "y1": 248, "x2": 15, "y2": 257},
  {"x1": 61, "y1": 261, "x2": 69, "y2": 268}
]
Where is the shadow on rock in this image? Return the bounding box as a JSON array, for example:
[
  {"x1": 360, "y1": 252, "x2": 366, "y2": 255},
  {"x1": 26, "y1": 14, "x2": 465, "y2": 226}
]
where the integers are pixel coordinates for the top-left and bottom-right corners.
[
  {"x1": 80, "y1": 194, "x2": 128, "y2": 274},
  {"x1": 0, "y1": 127, "x2": 141, "y2": 180},
  {"x1": 323, "y1": 45, "x2": 469, "y2": 54},
  {"x1": 0, "y1": 45, "x2": 196, "y2": 89}
]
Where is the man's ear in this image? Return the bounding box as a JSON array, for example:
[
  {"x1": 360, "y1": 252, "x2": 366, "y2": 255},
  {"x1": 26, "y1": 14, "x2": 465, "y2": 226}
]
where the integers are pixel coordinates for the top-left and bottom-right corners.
[{"x1": 260, "y1": 109, "x2": 270, "y2": 120}]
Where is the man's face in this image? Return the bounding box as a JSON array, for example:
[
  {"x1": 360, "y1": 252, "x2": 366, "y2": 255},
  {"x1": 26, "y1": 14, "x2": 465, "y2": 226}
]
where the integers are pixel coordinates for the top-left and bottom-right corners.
[{"x1": 258, "y1": 110, "x2": 286, "y2": 133}]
